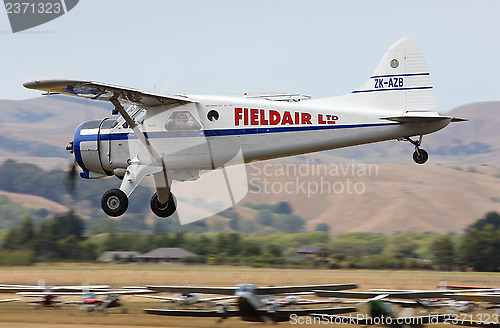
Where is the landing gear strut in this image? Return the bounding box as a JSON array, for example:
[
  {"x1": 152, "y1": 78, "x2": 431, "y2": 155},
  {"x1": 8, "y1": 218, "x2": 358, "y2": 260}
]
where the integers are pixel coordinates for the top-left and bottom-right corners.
[
  {"x1": 150, "y1": 192, "x2": 177, "y2": 218},
  {"x1": 101, "y1": 189, "x2": 128, "y2": 217},
  {"x1": 405, "y1": 136, "x2": 428, "y2": 164}
]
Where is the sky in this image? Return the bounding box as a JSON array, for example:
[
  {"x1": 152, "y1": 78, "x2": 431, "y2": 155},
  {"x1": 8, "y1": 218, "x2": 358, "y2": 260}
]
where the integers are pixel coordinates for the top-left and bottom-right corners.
[{"x1": 0, "y1": 0, "x2": 499, "y2": 113}]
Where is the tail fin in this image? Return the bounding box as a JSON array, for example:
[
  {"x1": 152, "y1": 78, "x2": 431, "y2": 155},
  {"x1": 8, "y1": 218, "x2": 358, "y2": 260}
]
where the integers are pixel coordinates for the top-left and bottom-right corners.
[{"x1": 351, "y1": 38, "x2": 436, "y2": 113}]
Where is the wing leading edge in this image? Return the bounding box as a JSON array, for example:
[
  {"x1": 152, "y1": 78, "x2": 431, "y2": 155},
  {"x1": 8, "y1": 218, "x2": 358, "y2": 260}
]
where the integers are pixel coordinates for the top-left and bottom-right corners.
[{"x1": 23, "y1": 79, "x2": 195, "y2": 107}]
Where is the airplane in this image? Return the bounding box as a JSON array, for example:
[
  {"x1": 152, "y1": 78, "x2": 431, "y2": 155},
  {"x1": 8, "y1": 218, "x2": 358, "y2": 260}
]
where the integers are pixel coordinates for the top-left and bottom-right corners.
[
  {"x1": 18, "y1": 288, "x2": 152, "y2": 313},
  {"x1": 143, "y1": 283, "x2": 357, "y2": 323},
  {"x1": 23, "y1": 38, "x2": 466, "y2": 218}
]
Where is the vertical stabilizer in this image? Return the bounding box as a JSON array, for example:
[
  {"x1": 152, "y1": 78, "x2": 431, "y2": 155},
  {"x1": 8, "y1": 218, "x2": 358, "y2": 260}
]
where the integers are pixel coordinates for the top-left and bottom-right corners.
[{"x1": 351, "y1": 38, "x2": 436, "y2": 113}]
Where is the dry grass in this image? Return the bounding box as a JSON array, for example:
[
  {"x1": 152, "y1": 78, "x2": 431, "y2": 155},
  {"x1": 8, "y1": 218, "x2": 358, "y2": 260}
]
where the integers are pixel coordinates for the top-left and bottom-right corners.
[{"x1": 1, "y1": 264, "x2": 500, "y2": 327}]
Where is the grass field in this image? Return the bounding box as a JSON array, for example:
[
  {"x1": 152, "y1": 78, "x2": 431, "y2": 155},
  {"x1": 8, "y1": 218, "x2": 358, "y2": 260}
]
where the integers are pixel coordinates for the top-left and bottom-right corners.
[{"x1": 0, "y1": 263, "x2": 500, "y2": 327}]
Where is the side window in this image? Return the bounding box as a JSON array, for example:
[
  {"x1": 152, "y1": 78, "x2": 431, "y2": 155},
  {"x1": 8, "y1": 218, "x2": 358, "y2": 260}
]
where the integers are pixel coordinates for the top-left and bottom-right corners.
[
  {"x1": 132, "y1": 108, "x2": 147, "y2": 125},
  {"x1": 165, "y1": 111, "x2": 201, "y2": 131}
]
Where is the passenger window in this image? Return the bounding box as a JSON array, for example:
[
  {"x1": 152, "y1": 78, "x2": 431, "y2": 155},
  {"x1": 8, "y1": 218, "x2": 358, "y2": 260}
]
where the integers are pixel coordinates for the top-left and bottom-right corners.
[{"x1": 165, "y1": 111, "x2": 201, "y2": 130}]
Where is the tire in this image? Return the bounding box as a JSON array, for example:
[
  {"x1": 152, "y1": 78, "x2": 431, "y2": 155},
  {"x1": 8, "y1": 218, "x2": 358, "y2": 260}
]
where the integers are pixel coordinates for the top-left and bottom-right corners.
[
  {"x1": 413, "y1": 149, "x2": 429, "y2": 164},
  {"x1": 101, "y1": 189, "x2": 128, "y2": 217},
  {"x1": 150, "y1": 192, "x2": 177, "y2": 218}
]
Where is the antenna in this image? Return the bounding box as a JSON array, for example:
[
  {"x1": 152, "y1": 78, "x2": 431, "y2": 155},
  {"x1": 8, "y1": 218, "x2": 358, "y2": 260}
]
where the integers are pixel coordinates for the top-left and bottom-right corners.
[{"x1": 154, "y1": 73, "x2": 174, "y2": 94}]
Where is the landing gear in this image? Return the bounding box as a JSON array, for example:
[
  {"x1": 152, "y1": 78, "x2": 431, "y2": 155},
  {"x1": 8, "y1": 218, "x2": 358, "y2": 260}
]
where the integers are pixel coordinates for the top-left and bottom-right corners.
[
  {"x1": 150, "y1": 192, "x2": 177, "y2": 218},
  {"x1": 413, "y1": 149, "x2": 428, "y2": 164},
  {"x1": 405, "y1": 136, "x2": 429, "y2": 165},
  {"x1": 101, "y1": 189, "x2": 128, "y2": 217}
]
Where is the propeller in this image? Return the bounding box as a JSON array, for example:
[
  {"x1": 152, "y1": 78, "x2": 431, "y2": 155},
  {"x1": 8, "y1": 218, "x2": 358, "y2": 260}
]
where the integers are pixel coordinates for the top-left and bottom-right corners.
[{"x1": 65, "y1": 141, "x2": 77, "y2": 198}]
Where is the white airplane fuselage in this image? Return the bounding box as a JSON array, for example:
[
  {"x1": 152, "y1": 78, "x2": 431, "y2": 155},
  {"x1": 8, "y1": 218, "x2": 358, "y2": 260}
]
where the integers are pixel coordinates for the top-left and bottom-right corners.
[{"x1": 75, "y1": 94, "x2": 450, "y2": 178}]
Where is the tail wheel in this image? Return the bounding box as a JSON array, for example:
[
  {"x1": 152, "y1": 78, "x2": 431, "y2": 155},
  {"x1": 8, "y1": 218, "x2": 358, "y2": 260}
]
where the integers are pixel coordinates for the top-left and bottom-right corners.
[
  {"x1": 413, "y1": 149, "x2": 429, "y2": 164},
  {"x1": 101, "y1": 189, "x2": 128, "y2": 217},
  {"x1": 150, "y1": 192, "x2": 177, "y2": 218}
]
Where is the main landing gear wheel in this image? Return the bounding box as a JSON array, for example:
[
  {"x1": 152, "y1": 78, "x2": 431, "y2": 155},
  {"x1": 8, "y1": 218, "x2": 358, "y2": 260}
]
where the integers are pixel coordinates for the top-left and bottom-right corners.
[
  {"x1": 150, "y1": 192, "x2": 177, "y2": 218},
  {"x1": 101, "y1": 189, "x2": 128, "y2": 217},
  {"x1": 413, "y1": 149, "x2": 429, "y2": 164}
]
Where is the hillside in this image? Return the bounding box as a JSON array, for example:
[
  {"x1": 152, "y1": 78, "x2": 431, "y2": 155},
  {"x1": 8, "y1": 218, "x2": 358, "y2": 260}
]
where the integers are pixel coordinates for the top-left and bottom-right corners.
[{"x1": 235, "y1": 161, "x2": 500, "y2": 234}]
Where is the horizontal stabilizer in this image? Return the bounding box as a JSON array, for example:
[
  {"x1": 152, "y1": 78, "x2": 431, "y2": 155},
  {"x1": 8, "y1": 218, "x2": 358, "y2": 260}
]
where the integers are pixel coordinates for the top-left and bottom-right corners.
[{"x1": 381, "y1": 116, "x2": 467, "y2": 123}]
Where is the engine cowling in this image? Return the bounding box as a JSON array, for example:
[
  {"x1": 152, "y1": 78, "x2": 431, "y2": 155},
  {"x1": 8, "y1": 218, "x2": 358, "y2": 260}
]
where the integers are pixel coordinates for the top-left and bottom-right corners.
[{"x1": 73, "y1": 119, "x2": 114, "y2": 179}]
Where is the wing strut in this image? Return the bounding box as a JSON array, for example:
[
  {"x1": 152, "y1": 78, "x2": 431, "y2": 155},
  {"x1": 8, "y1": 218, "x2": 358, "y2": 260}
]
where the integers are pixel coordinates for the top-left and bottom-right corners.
[{"x1": 109, "y1": 99, "x2": 171, "y2": 204}]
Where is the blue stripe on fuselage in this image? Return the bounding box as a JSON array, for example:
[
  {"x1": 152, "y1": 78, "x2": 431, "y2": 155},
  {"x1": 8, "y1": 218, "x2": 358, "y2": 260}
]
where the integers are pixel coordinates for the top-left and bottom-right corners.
[
  {"x1": 73, "y1": 122, "x2": 88, "y2": 172},
  {"x1": 77, "y1": 122, "x2": 401, "y2": 142}
]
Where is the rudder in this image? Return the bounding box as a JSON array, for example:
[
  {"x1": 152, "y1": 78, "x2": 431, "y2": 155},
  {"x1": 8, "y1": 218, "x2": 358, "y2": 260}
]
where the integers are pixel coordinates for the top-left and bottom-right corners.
[{"x1": 351, "y1": 38, "x2": 436, "y2": 113}]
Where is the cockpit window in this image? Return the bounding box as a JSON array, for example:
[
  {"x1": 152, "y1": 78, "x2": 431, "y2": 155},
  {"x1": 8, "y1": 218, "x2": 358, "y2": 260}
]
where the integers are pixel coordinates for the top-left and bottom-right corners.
[
  {"x1": 132, "y1": 108, "x2": 147, "y2": 124},
  {"x1": 120, "y1": 105, "x2": 147, "y2": 128},
  {"x1": 165, "y1": 111, "x2": 201, "y2": 131},
  {"x1": 237, "y1": 284, "x2": 256, "y2": 292}
]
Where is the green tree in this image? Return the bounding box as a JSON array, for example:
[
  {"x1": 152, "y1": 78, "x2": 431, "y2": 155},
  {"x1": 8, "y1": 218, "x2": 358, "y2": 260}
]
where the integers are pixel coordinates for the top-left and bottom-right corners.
[
  {"x1": 315, "y1": 223, "x2": 330, "y2": 233},
  {"x1": 274, "y1": 202, "x2": 292, "y2": 214},
  {"x1": 1, "y1": 228, "x2": 22, "y2": 250},
  {"x1": 272, "y1": 214, "x2": 305, "y2": 233},
  {"x1": 264, "y1": 243, "x2": 282, "y2": 257},
  {"x1": 33, "y1": 219, "x2": 59, "y2": 258},
  {"x1": 80, "y1": 240, "x2": 98, "y2": 260},
  {"x1": 58, "y1": 235, "x2": 82, "y2": 259},
  {"x1": 469, "y1": 212, "x2": 500, "y2": 230},
  {"x1": 461, "y1": 224, "x2": 500, "y2": 271},
  {"x1": 385, "y1": 234, "x2": 418, "y2": 258},
  {"x1": 19, "y1": 216, "x2": 34, "y2": 248},
  {"x1": 257, "y1": 209, "x2": 273, "y2": 226},
  {"x1": 54, "y1": 211, "x2": 85, "y2": 240},
  {"x1": 429, "y1": 235, "x2": 455, "y2": 270},
  {"x1": 240, "y1": 239, "x2": 262, "y2": 257}
]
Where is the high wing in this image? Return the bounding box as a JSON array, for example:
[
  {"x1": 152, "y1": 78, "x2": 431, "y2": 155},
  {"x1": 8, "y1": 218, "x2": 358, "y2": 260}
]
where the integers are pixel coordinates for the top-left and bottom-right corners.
[
  {"x1": 23, "y1": 79, "x2": 195, "y2": 107},
  {"x1": 18, "y1": 289, "x2": 152, "y2": 297},
  {"x1": 18, "y1": 292, "x2": 91, "y2": 297},
  {"x1": 146, "y1": 286, "x2": 238, "y2": 295},
  {"x1": 0, "y1": 284, "x2": 109, "y2": 293},
  {"x1": 146, "y1": 284, "x2": 357, "y2": 296},
  {"x1": 136, "y1": 295, "x2": 236, "y2": 302},
  {"x1": 368, "y1": 289, "x2": 500, "y2": 299},
  {"x1": 315, "y1": 291, "x2": 387, "y2": 299},
  {"x1": 444, "y1": 293, "x2": 500, "y2": 303},
  {"x1": 0, "y1": 298, "x2": 21, "y2": 303},
  {"x1": 255, "y1": 284, "x2": 357, "y2": 296}
]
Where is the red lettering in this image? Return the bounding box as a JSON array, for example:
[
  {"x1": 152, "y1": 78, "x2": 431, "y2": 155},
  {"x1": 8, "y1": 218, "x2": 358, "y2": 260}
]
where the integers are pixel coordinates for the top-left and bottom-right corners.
[
  {"x1": 235, "y1": 108, "x2": 242, "y2": 126},
  {"x1": 269, "y1": 110, "x2": 280, "y2": 125},
  {"x1": 260, "y1": 110, "x2": 269, "y2": 125},
  {"x1": 295, "y1": 112, "x2": 299, "y2": 124},
  {"x1": 301, "y1": 113, "x2": 312, "y2": 124},
  {"x1": 244, "y1": 108, "x2": 249, "y2": 125},
  {"x1": 282, "y1": 111, "x2": 293, "y2": 125},
  {"x1": 250, "y1": 109, "x2": 259, "y2": 125},
  {"x1": 332, "y1": 115, "x2": 339, "y2": 121},
  {"x1": 318, "y1": 114, "x2": 326, "y2": 124}
]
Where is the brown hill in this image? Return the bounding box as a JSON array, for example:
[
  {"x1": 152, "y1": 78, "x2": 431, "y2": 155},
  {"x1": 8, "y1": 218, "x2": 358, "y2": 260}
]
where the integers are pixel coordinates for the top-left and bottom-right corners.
[{"x1": 235, "y1": 161, "x2": 500, "y2": 234}]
